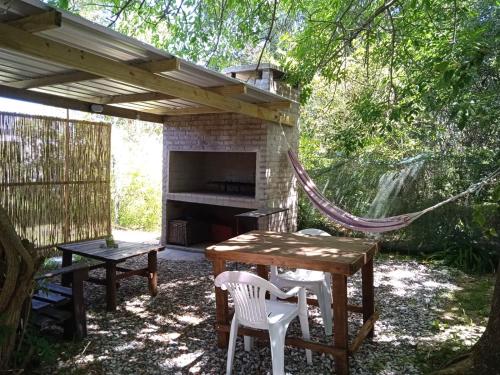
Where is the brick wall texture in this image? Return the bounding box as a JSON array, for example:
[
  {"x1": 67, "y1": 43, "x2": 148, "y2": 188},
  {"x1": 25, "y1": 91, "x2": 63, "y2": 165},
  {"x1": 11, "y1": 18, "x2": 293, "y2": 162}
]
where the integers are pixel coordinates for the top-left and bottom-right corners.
[{"x1": 161, "y1": 112, "x2": 298, "y2": 244}]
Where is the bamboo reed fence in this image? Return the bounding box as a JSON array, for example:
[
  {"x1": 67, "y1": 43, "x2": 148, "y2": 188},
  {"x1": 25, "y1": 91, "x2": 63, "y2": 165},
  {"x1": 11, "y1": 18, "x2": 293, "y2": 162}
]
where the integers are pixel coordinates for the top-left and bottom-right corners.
[{"x1": 0, "y1": 112, "x2": 111, "y2": 249}]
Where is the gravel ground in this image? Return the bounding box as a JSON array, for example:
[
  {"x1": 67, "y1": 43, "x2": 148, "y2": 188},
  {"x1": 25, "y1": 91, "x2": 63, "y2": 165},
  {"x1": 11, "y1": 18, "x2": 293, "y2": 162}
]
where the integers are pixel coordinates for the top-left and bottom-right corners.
[{"x1": 38, "y1": 255, "x2": 485, "y2": 375}]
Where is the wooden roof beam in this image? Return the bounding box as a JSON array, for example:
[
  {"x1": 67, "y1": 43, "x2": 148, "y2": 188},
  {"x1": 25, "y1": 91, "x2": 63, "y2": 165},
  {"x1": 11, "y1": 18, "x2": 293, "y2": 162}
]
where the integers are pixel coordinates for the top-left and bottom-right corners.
[
  {"x1": 90, "y1": 83, "x2": 245, "y2": 105},
  {"x1": 155, "y1": 106, "x2": 226, "y2": 115},
  {"x1": 0, "y1": 84, "x2": 163, "y2": 123},
  {"x1": 6, "y1": 10, "x2": 62, "y2": 33},
  {"x1": 0, "y1": 23, "x2": 294, "y2": 126},
  {"x1": 91, "y1": 92, "x2": 176, "y2": 105},
  {"x1": 208, "y1": 84, "x2": 246, "y2": 96},
  {"x1": 140, "y1": 58, "x2": 180, "y2": 73},
  {"x1": 6, "y1": 71, "x2": 98, "y2": 89},
  {"x1": 4, "y1": 58, "x2": 180, "y2": 90},
  {"x1": 260, "y1": 101, "x2": 293, "y2": 110},
  {"x1": 157, "y1": 102, "x2": 296, "y2": 116}
]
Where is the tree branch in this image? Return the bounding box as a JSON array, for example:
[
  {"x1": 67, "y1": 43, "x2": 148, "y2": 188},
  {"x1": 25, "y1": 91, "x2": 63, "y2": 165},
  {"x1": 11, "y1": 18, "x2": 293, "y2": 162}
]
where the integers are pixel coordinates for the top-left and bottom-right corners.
[
  {"x1": 207, "y1": 0, "x2": 228, "y2": 67},
  {"x1": 255, "y1": 0, "x2": 278, "y2": 72},
  {"x1": 311, "y1": 0, "x2": 399, "y2": 82},
  {"x1": 108, "y1": 0, "x2": 135, "y2": 28},
  {"x1": 387, "y1": 6, "x2": 397, "y2": 104}
]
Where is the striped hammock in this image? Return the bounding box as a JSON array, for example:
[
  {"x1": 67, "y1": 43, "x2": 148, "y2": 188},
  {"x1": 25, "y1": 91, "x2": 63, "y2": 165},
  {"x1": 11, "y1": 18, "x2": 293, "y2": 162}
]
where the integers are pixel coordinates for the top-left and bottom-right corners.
[{"x1": 288, "y1": 150, "x2": 498, "y2": 233}]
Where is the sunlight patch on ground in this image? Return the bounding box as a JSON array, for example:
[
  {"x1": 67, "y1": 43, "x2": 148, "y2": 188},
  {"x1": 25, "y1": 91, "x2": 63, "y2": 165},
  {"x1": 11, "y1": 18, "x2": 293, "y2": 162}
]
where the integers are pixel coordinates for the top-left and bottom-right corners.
[
  {"x1": 386, "y1": 269, "x2": 415, "y2": 279},
  {"x1": 162, "y1": 349, "x2": 205, "y2": 369},
  {"x1": 374, "y1": 264, "x2": 460, "y2": 299},
  {"x1": 177, "y1": 314, "x2": 204, "y2": 325},
  {"x1": 420, "y1": 324, "x2": 485, "y2": 346},
  {"x1": 124, "y1": 297, "x2": 151, "y2": 317},
  {"x1": 114, "y1": 341, "x2": 144, "y2": 352}
]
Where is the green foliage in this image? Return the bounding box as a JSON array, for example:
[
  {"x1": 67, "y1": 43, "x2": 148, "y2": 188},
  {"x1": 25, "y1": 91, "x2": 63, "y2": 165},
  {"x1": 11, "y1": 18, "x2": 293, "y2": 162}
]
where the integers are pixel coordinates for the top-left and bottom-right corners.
[
  {"x1": 11, "y1": 325, "x2": 56, "y2": 370},
  {"x1": 292, "y1": 0, "x2": 499, "y2": 273},
  {"x1": 109, "y1": 118, "x2": 162, "y2": 233},
  {"x1": 54, "y1": 0, "x2": 287, "y2": 70},
  {"x1": 427, "y1": 200, "x2": 499, "y2": 273},
  {"x1": 116, "y1": 171, "x2": 161, "y2": 231},
  {"x1": 430, "y1": 244, "x2": 496, "y2": 274}
]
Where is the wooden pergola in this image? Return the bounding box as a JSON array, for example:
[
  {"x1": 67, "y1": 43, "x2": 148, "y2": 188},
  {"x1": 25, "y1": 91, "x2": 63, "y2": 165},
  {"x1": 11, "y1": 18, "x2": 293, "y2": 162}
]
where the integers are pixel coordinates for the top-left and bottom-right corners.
[{"x1": 0, "y1": 1, "x2": 296, "y2": 126}]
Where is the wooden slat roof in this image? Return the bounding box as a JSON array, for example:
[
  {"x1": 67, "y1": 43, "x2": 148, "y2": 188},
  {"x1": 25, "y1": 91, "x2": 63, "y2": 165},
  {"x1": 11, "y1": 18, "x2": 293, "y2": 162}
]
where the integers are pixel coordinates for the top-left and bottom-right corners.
[{"x1": 0, "y1": 0, "x2": 296, "y2": 125}]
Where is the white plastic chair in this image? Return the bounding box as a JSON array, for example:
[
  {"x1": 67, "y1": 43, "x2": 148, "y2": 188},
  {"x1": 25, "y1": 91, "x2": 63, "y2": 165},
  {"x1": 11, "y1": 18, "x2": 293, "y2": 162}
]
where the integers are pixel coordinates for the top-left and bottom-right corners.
[
  {"x1": 215, "y1": 271, "x2": 312, "y2": 375},
  {"x1": 270, "y1": 228, "x2": 333, "y2": 336}
]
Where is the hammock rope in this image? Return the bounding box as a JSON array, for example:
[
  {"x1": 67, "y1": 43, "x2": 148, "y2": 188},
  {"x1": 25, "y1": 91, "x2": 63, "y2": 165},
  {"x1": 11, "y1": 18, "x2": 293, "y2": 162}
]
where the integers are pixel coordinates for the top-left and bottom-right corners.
[{"x1": 287, "y1": 149, "x2": 500, "y2": 233}]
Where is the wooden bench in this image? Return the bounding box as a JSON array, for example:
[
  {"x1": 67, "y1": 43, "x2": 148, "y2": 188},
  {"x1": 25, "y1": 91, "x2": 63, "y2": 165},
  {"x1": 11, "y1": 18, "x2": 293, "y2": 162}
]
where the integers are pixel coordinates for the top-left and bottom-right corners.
[{"x1": 32, "y1": 260, "x2": 104, "y2": 339}]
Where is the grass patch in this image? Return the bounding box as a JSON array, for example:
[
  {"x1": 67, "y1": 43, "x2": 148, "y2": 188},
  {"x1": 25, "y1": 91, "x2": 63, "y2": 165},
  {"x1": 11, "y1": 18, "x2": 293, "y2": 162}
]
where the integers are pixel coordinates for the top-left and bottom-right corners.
[
  {"x1": 415, "y1": 272, "x2": 495, "y2": 374},
  {"x1": 449, "y1": 275, "x2": 494, "y2": 325},
  {"x1": 31, "y1": 337, "x2": 106, "y2": 374}
]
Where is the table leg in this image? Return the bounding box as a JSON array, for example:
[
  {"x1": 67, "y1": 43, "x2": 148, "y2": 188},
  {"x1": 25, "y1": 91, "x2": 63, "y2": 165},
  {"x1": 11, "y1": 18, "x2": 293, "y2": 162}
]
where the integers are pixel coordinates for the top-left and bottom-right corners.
[
  {"x1": 362, "y1": 258, "x2": 375, "y2": 338},
  {"x1": 61, "y1": 251, "x2": 73, "y2": 287},
  {"x1": 148, "y1": 250, "x2": 158, "y2": 296},
  {"x1": 332, "y1": 273, "x2": 349, "y2": 375},
  {"x1": 257, "y1": 265, "x2": 270, "y2": 299},
  {"x1": 106, "y1": 262, "x2": 117, "y2": 311},
  {"x1": 214, "y1": 259, "x2": 229, "y2": 348},
  {"x1": 256, "y1": 264, "x2": 268, "y2": 280}
]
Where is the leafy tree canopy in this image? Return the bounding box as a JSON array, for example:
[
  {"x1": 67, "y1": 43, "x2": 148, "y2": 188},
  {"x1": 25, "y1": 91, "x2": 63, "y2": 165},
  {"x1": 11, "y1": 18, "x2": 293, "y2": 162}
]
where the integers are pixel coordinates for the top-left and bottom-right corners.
[
  {"x1": 49, "y1": 0, "x2": 498, "y2": 149},
  {"x1": 51, "y1": 0, "x2": 498, "y2": 228}
]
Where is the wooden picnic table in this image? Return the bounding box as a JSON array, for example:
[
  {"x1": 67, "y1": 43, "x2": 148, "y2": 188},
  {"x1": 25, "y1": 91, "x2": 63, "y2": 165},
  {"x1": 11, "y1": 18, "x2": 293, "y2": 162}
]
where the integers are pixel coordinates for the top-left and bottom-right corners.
[
  {"x1": 58, "y1": 240, "x2": 164, "y2": 311},
  {"x1": 206, "y1": 230, "x2": 379, "y2": 375}
]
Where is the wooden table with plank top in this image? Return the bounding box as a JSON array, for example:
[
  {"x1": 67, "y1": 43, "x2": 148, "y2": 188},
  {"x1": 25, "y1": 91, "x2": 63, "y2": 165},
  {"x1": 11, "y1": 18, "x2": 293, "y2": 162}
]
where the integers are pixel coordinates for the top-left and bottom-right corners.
[
  {"x1": 206, "y1": 230, "x2": 379, "y2": 375},
  {"x1": 58, "y1": 240, "x2": 164, "y2": 311}
]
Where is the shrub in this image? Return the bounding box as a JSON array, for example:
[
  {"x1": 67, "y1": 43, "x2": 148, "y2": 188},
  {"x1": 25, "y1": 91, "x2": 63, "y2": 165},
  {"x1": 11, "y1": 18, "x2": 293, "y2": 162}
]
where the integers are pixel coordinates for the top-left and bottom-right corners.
[{"x1": 116, "y1": 172, "x2": 161, "y2": 231}]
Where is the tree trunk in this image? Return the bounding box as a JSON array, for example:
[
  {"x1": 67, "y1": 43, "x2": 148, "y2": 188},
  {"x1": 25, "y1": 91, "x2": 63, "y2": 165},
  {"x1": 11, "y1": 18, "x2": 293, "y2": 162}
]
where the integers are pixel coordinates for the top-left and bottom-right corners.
[
  {"x1": 0, "y1": 206, "x2": 40, "y2": 370},
  {"x1": 470, "y1": 260, "x2": 500, "y2": 374}
]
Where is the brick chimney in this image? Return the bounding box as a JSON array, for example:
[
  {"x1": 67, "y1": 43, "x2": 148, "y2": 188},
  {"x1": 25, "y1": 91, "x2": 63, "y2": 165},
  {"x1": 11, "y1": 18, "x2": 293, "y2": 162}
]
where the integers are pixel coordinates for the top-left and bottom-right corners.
[{"x1": 223, "y1": 63, "x2": 299, "y2": 102}]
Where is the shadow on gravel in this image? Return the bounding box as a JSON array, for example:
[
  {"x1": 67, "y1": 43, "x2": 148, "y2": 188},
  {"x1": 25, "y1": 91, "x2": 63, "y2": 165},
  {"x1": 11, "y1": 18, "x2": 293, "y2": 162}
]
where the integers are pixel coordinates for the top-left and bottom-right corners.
[{"x1": 34, "y1": 257, "x2": 484, "y2": 375}]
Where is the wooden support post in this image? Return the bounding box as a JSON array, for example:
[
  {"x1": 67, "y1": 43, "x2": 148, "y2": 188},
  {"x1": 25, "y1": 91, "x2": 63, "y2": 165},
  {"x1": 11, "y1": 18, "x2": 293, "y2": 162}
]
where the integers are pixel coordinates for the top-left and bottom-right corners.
[
  {"x1": 106, "y1": 262, "x2": 118, "y2": 311},
  {"x1": 349, "y1": 311, "x2": 379, "y2": 353},
  {"x1": 256, "y1": 264, "x2": 270, "y2": 299},
  {"x1": 106, "y1": 123, "x2": 112, "y2": 237},
  {"x1": 70, "y1": 267, "x2": 88, "y2": 339},
  {"x1": 213, "y1": 259, "x2": 229, "y2": 348},
  {"x1": 63, "y1": 109, "x2": 70, "y2": 244},
  {"x1": 362, "y1": 258, "x2": 375, "y2": 339},
  {"x1": 148, "y1": 250, "x2": 158, "y2": 296},
  {"x1": 332, "y1": 273, "x2": 349, "y2": 375},
  {"x1": 61, "y1": 251, "x2": 73, "y2": 287},
  {"x1": 217, "y1": 324, "x2": 346, "y2": 357},
  {"x1": 280, "y1": 295, "x2": 364, "y2": 314},
  {"x1": 256, "y1": 264, "x2": 268, "y2": 280}
]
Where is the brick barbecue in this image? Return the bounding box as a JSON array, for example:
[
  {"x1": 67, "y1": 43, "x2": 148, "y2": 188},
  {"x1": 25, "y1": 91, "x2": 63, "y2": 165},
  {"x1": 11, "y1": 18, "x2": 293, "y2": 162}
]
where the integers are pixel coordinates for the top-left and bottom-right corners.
[{"x1": 161, "y1": 64, "x2": 299, "y2": 247}]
